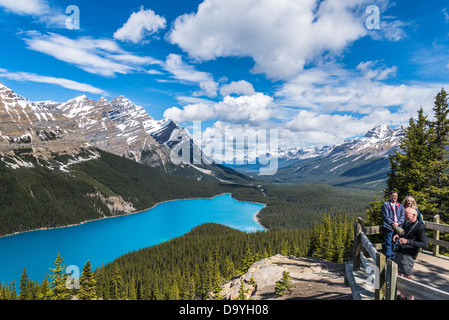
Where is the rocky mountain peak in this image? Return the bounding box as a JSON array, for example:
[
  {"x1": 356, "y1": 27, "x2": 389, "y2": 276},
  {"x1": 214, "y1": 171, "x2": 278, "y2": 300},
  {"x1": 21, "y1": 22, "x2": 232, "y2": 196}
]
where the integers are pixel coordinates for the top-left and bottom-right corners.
[
  {"x1": 364, "y1": 124, "x2": 394, "y2": 140},
  {"x1": 0, "y1": 81, "x2": 9, "y2": 92},
  {"x1": 0, "y1": 82, "x2": 34, "y2": 108},
  {"x1": 0, "y1": 83, "x2": 93, "y2": 169},
  {"x1": 96, "y1": 97, "x2": 108, "y2": 104},
  {"x1": 110, "y1": 95, "x2": 136, "y2": 110},
  {"x1": 69, "y1": 94, "x2": 90, "y2": 104}
]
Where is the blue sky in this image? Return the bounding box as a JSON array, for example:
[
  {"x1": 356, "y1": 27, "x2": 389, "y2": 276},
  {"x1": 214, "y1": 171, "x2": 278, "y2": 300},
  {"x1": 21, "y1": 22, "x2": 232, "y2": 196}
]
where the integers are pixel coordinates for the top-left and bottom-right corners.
[{"x1": 1, "y1": 0, "x2": 449, "y2": 150}]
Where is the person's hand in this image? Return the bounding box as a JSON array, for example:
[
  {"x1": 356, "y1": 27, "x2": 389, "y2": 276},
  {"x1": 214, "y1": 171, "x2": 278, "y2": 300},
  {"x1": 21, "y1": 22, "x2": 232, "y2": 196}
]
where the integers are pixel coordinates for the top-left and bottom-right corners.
[
  {"x1": 398, "y1": 238, "x2": 408, "y2": 245},
  {"x1": 393, "y1": 235, "x2": 399, "y2": 242},
  {"x1": 392, "y1": 223, "x2": 399, "y2": 229}
]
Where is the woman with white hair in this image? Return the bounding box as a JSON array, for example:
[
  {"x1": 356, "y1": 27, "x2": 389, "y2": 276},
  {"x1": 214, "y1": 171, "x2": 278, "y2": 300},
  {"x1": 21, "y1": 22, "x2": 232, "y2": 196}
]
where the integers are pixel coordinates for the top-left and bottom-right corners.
[{"x1": 402, "y1": 195, "x2": 424, "y2": 223}]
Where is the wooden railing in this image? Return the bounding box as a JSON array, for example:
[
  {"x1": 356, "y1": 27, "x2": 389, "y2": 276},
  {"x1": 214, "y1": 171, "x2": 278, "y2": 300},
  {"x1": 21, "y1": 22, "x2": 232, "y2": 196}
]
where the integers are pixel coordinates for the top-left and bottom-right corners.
[
  {"x1": 352, "y1": 217, "x2": 386, "y2": 299},
  {"x1": 350, "y1": 215, "x2": 449, "y2": 300},
  {"x1": 424, "y1": 214, "x2": 449, "y2": 256}
]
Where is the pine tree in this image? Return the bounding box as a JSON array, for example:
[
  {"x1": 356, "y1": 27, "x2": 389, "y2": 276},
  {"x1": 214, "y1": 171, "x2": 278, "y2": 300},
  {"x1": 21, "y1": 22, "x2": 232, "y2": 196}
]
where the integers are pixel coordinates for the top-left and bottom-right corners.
[
  {"x1": 307, "y1": 214, "x2": 354, "y2": 262},
  {"x1": 168, "y1": 281, "x2": 180, "y2": 300},
  {"x1": 429, "y1": 88, "x2": 449, "y2": 166},
  {"x1": 384, "y1": 89, "x2": 449, "y2": 223},
  {"x1": 387, "y1": 107, "x2": 432, "y2": 201},
  {"x1": 0, "y1": 283, "x2": 5, "y2": 300},
  {"x1": 179, "y1": 273, "x2": 195, "y2": 300},
  {"x1": 48, "y1": 254, "x2": 70, "y2": 300},
  {"x1": 333, "y1": 213, "x2": 345, "y2": 263},
  {"x1": 323, "y1": 215, "x2": 334, "y2": 260},
  {"x1": 200, "y1": 252, "x2": 215, "y2": 299},
  {"x1": 280, "y1": 240, "x2": 289, "y2": 256},
  {"x1": 109, "y1": 263, "x2": 122, "y2": 300},
  {"x1": 211, "y1": 268, "x2": 223, "y2": 300},
  {"x1": 365, "y1": 196, "x2": 383, "y2": 227},
  {"x1": 150, "y1": 271, "x2": 162, "y2": 300},
  {"x1": 19, "y1": 268, "x2": 30, "y2": 300},
  {"x1": 275, "y1": 271, "x2": 294, "y2": 297},
  {"x1": 128, "y1": 276, "x2": 137, "y2": 300},
  {"x1": 241, "y1": 247, "x2": 255, "y2": 273},
  {"x1": 235, "y1": 279, "x2": 251, "y2": 300},
  {"x1": 39, "y1": 275, "x2": 51, "y2": 300},
  {"x1": 10, "y1": 280, "x2": 17, "y2": 300},
  {"x1": 28, "y1": 280, "x2": 40, "y2": 300},
  {"x1": 141, "y1": 268, "x2": 151, "y2": 300},
  {"x1": 425, "y1": 89, "x2": 449, "y2": 220},
  {"x1": 94, "y1": 265, "x2": 105, "y2": 299},
  {"x1": 222, "y1": 256, "x2": 236, "y2": 281},
  {"x1": 192, "y1": 263, "x2": 201, "y2": 299},
  {"x1": 77, "y1": 260, "x2": 97, "y2": 300}
]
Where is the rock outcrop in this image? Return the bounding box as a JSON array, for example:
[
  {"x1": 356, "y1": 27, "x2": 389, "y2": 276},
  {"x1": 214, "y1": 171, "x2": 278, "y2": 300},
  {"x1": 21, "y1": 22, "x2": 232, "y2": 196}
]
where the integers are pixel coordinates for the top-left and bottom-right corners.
[{"x1": 218, "y1": 255, "x2": 352, "y2": 300}]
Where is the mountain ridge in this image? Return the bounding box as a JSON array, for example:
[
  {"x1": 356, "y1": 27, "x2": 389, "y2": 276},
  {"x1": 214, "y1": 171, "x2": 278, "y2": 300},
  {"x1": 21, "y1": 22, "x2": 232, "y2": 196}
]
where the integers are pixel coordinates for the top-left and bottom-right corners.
[
  {"x1": 228, "y1": 124, "x2": 404, "y2": 189},
  {"x1": 0, "y1": 81, "x2": 401, "y2": 189},
  {"x1": 0, "y1": 82, "x2": 97, "y2": 171},
  {"x1": 0, "y1": 82, "x2": 251, "y2": 184}
]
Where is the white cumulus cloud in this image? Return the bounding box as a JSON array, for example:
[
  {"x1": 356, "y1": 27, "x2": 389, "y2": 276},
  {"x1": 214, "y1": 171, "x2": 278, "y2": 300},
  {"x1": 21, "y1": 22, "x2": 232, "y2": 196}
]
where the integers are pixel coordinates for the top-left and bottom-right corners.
[
  {"x1": 163, "y1": 92, "x2": 273, "y2": 124},
  {"x1": 114, "y1": 7, "x2": 166, "y2": 44},
  {"x1": 168, "y1": 0, "x2": 372, "y2": 81},
  {"x1": 0, "y1": 0, "x2": 48, "y2": 15},
  {"x1": 164, "y1": 54, "x2": 218, "y2": 97},
  {"x1": 0, "y1": 0, "x2": 67, "y2": 27},
  {"x1": 163, "y1": 103, "x2": 215, "y2": 122},
  {"x1": 219, "y1": 80, "x2": 255, "y2": 96},
  {"x1": 214, "y1": 93, "x2": 273, "y2": 124}
]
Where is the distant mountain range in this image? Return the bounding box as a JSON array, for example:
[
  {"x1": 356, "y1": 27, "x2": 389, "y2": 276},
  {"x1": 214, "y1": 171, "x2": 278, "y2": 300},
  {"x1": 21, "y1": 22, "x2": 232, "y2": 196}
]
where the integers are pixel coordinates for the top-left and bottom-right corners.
[
  {"x1": 227, "y1": 124, "x2": 404, "y2": 190},
  {"x1": 0, "y1": 82, "x2": 251, "y2": 184},
  {"x1": 0, "y1": 81, "x2": 402, "y2": 192}
]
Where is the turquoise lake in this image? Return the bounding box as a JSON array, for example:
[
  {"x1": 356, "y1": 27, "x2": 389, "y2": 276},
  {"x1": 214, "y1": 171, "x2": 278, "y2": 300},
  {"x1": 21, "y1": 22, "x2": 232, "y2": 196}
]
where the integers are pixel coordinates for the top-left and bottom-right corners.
[{"x1": 0, "y1": 193, "x2": 265, "y2": 285}]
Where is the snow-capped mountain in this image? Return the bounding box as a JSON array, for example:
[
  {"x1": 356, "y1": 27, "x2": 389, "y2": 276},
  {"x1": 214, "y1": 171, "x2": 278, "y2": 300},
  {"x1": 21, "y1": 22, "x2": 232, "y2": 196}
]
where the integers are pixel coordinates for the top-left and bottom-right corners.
[
  {"x1": 2, "y1": 81, "x2": 401, "y2": 188},
  {"x1": 0, "y1": 82, "x2": 97, "y2": 170},
  {"x1": 229, "y1": 124, "x2": 404, "y2": 189},
  {"x1": 1, "y1": 83, "x2": 250, "y2": 183},
  {"x1": 52, "y1": 94, "x2": 222, "y2": 179},
  {"x1": 323, "y1": 124, "x2": 403, "y2": 159},
  {"x1": 271, "y1": 125, "x2": 403, "y2": 163},
  {"x1": 54, "y1": 94, "x2": 172, "y2": 169}
]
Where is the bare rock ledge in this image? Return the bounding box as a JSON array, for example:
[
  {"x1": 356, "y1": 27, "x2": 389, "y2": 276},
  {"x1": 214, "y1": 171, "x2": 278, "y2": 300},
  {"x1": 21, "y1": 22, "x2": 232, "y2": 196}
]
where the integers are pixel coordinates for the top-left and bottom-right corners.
[{"x1": 218, "y1": 254, "x2": 353, "y2": 300}]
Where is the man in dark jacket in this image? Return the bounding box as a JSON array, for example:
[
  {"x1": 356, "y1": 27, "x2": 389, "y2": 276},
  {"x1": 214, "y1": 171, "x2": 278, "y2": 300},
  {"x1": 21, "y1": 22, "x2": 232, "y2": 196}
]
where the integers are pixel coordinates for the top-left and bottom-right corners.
[
  {"x1": 382, "y1": 191, "x2": 405, "y2": 259},
  {"x1": 393, "y1": 207, "x2": 428, "y2": 278}
]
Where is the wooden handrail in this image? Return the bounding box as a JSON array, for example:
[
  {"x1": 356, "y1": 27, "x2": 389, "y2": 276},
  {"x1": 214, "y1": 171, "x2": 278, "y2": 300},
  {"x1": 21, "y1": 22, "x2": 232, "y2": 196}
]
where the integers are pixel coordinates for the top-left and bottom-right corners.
[
  {"x1": 351, "y1": 216, "x2": 449, "y2": 300},
  {"x1": 362, "y1": 214, "x2": 449, "y2": 256},
  {"x1": 396, "y1": 276, "x2": 449, "y2": 300},
  {"x1": 425, "y1": 221, "x2": 449, "y2": 233},
  {"x1": 361, "y1": 232, "x2": 378, "y2": 262},
  {"x1": 353, "y1": 218, "x2": 387, "y2": 300}
]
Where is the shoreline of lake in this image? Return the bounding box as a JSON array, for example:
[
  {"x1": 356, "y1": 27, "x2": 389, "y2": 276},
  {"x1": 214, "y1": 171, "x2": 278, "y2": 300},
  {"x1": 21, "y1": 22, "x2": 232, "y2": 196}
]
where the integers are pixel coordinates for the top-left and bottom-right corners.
[
  {"x1": 0, "y1": 192, "x2": 267, "y2": 239},
  {"x1": 0, "y1": 193, "x2": 267, "y2": 287}
]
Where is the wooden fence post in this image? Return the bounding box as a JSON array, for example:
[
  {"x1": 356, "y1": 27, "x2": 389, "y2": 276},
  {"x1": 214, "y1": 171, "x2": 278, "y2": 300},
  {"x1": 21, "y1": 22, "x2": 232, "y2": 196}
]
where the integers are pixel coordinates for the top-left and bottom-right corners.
[
  {"x1": 375, "y1": 252, "x2": 387, "y2": 300},
  {"x1": 433, "y1": 214, "x2": 440, "y2": 256},
  {"x1": 353, "y1": 219, "x2": 362, "y2": 271},
  {"x1": 385, "y1": 259, "x2": 398, "y2": 300}
]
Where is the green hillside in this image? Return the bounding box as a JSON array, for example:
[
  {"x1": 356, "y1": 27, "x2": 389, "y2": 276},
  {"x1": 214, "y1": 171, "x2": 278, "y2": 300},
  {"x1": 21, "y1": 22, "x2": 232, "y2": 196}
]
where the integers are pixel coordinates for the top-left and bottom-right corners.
[{"x1": 0, "y1": 149, "x2": 230, "y2": 236}]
